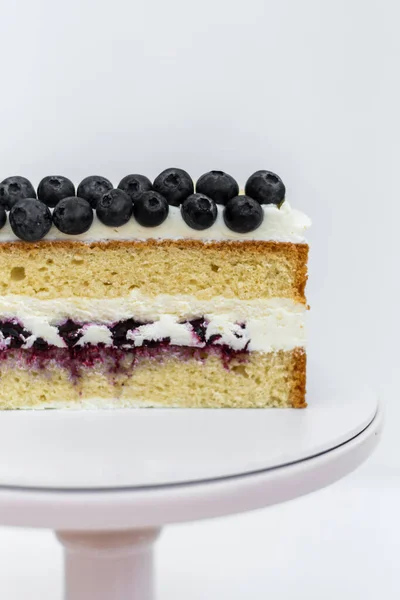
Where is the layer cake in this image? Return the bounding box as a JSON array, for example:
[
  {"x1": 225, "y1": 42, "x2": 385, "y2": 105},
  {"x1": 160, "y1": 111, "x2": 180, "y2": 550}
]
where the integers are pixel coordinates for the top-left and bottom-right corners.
[{"x1": 0, "y1": 169, "x2": 310, "y2": 408}]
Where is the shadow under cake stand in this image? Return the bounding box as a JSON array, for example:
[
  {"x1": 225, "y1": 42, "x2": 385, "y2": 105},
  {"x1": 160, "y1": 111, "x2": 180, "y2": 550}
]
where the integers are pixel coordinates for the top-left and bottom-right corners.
[{"x1": 0, "y1": 385, "x2": 381, "y2": 600}]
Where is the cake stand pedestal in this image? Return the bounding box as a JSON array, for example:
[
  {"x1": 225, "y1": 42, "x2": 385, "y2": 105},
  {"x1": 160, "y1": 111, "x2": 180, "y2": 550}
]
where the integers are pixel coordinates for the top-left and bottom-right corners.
[
  {"x1": 0, "y1": 385, "x2": 381, "y2": 600},
  {"x1": 56, "y1": 529, "x2": 160, "y2": 600}
]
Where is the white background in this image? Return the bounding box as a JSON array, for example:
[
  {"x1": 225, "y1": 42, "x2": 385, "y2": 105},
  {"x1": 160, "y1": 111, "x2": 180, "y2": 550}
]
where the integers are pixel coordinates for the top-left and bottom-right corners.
[{"x1": 0, "y1": 0, "x2": 397, "y2": 597}]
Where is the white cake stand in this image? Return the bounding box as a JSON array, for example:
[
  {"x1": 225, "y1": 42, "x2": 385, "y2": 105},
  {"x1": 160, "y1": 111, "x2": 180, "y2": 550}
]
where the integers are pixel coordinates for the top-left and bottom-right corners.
[{"x1": 0, "y1": 384, "x2": 381, "y2": 600}]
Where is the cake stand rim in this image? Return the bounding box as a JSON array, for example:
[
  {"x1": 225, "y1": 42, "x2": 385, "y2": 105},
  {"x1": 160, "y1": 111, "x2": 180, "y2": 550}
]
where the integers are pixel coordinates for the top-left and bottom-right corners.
[
  {"x1": 0, "y1": 402, "x2": 382, "y2": 530},
  {"x1": 0, "y1": 383, "x2": 379, "y2": 489}
]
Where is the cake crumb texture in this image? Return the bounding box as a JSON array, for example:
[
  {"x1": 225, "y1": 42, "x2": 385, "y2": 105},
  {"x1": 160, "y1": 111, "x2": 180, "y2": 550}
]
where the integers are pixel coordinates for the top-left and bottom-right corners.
[
  {"x1": 0, "y1": 240, "x2": 308, "y2": 302},
  {"x1": 0, "y1": 348, "x2": 306, "y2": 409}
]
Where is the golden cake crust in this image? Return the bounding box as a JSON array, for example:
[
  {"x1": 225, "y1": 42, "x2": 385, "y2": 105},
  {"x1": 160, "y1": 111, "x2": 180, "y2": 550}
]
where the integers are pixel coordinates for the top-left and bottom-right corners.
[{"x1": 290, "y1": 347, "x2": 307, "y2": 408}]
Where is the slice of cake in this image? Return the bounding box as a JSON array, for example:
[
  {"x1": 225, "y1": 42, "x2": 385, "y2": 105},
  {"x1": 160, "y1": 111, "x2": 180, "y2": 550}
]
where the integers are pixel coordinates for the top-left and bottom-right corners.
[{"x1": 0, "y1": 169, "x2": 310, "y2": 409}]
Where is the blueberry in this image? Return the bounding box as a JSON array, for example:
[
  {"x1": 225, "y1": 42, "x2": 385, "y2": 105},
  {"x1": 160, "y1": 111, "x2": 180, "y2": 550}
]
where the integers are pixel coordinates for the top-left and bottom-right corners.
[
  {"x1": 37, "y1": 175, "x2": 75, "y2": 208},
  {"x1": 0, "y1": 176, "x2": 36, "y2": 210},
  {"x1": 9, "y1": 199, "x2": 52, "y2": 241},
  {"x1": 245, "y1": 170, "x2": 285, "y2": 205},
  {"x1": 196, "y1": 171, "x2": 239, "y2": 205},
  {"x1": 77, "y1": 176, "x2": 113, "y2": 208},
  {"x1": 97, "y1": 189, "x2": 133, "y2": 227},
  {"x1": 133, "y1": 191, "x2": 169, "y2": 227},
  {"x1": 0, "y1": 206, "x2": 6, "y2": 230},
  {"x1": 118, "y1": 174, "x2": 152, "y2": 201},
  {"x1": 53, "y1": 197, "x2": 93, "y2": 235},
  {"x1": 223, "y1": 196, "x2": 264, "y2": 233},
  {"x1": 181, "y1": 193, "x2": 217, "y2": 230},
  {"x1": 153, "y1": 168, "x2": 193, "y2": 206}
]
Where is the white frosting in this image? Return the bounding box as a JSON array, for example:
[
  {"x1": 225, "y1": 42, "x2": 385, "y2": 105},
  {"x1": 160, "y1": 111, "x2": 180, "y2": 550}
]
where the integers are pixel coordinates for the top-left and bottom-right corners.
[
  {"x1": 77, "y1": 324, "x2": 113, "y2": 347},
  {"x1": 127, "y1": 317, "x2": 195, "y2": 347},
  {"x1": 0, "y1": 202, "x2": 310, "y2": 244},
  {"x1": 0, "y1": 293, "x2": 306, "y2": 352},
  {"x1": 205, "y1": 317, "x2": 249, "y2": 351},
  {"x1": 0, "y1": 292, "x2": 305, "y2": 323},
  {"x1": 21, "y1": 317, "x2": 65, "y2": 348}
]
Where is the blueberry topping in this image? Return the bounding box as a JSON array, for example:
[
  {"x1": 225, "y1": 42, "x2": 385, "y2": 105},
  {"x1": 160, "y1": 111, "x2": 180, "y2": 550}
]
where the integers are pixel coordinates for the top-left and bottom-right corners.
[
  {"x1": 245, "y1": 170, "x2": 285, "y2": 205},
  {"x1": 53, "y1": 197, "x2": 93, "y2": 235},
  {"x1": 118, "y1": 174, "x2": 152, "y2": 201},
  {"x1": 133, "y1": 191, "x2": 169, "y2": 227},
  {"x1": 97, "y1": 189, "x2": 133, "y2": 227},
  {"x1": 196, "y1": 171, "x2": 239, "y2": 205},
  {"x1": 110, "y1": 319, "x2": 142, "y2": 347},
  {"x1": 77, "y1": 176, "x2": 113, "y2": 209},
  {"x1": 0, "y1": 176, "x2": 36, "y2": 210},
  {"x1": 181, "y1": 193, "x2": 217, "y2": 230},
  {"x1": 32, "y1": 337, "x2": 49, "y2": 351},
  {"x1": 208, "y1": 333, "x2": 222, "y2": 344},
  {"x1": 9, "y1": 199, "x2": 52, "y2": 241},
  {"x1": 58, "y1": 320, "x2": 83, "y2": 348},
  {"x1": 37, "y1": 175, "x2": 75, "y2": 208},
  {"x1": 0, "y1": 320, "x2": 29, "y2": 349},
  {"x1": 143, "y1": 337, "x2": 171, "y2": 348},
  {"x1": 189, "y1": 318, "x2": 207, "y2": 343},
  {"x1": 223, "y1": 195, "x2": 264, "y2": 233},
  {"x1": 153, "y1": 168, "x2": 193, "y2": 206},
  {"x1": 0, "y1": 206, "x2": 6, "y2": 230}
]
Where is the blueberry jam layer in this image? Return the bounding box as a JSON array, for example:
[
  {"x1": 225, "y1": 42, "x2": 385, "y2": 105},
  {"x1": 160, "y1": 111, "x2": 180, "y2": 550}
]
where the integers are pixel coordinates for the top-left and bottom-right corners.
[
  {"x1": 0, "y1": 318, "x2": 249, "y2": 351},
  {"x1": 0, "y1": 344, "x2": 249, "y2": 379}
]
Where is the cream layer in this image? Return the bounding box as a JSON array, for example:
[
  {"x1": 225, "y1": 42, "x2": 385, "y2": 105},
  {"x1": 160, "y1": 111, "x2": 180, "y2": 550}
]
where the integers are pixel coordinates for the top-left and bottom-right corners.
[
  {"x1": 0, "y1": 294, "x2": 306, "y2": 352},
  {"x1": 0, "y1": 202, "x2": 311, "y2": 244}
]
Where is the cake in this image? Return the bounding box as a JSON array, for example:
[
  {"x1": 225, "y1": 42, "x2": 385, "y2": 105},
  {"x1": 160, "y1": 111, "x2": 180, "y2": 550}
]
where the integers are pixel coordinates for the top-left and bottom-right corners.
[{"x1": 0, "y1": 169, "x2": 310, "y2": 409}]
